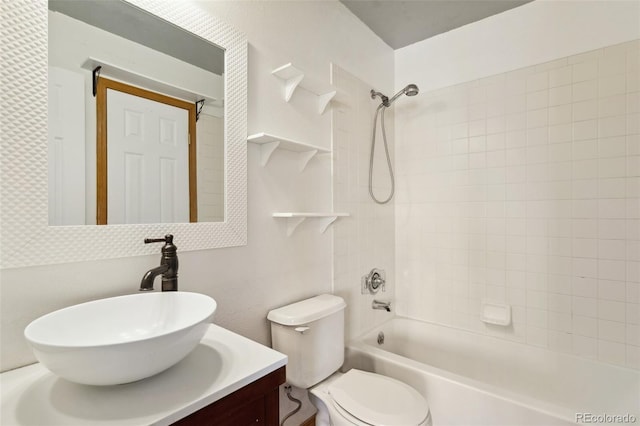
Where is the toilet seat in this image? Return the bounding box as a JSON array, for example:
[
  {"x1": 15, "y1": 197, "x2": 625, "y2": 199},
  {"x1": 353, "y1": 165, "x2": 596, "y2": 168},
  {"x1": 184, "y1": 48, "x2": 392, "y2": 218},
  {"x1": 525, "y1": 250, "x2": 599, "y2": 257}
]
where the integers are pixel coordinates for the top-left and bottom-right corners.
[{"x1": 328, "y1": 369, "x2": 430, "y2": 426}]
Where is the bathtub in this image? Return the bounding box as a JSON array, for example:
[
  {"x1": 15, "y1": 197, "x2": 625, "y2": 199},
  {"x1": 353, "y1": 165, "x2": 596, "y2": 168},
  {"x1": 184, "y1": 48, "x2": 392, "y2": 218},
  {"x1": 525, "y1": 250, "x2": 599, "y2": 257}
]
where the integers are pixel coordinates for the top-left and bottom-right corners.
[{"x1": 345, "y1": 317, "x2": 640, "y2": 426}]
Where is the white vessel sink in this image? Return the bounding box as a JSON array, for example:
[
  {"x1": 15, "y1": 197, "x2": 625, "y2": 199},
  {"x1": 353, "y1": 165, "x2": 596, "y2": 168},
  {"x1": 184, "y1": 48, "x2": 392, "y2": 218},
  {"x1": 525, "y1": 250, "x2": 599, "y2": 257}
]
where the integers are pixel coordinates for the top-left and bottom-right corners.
[{"x1": 24, "y1": 292, "x2": 216, "y2": 386}]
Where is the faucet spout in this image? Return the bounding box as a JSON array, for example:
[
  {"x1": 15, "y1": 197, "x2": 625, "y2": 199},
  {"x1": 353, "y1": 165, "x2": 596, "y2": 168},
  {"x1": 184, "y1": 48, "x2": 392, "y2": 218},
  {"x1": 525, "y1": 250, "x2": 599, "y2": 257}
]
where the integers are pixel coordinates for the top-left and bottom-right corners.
[
  {"x1": 139, "y1": 235, "x2": 179, "y2": 292},
  {"x1": 140, "y1": 264, "x2": 169, "y2": 291},
  {"x1": 372, "y1": 299, "x2": 391, "y2": 312}
]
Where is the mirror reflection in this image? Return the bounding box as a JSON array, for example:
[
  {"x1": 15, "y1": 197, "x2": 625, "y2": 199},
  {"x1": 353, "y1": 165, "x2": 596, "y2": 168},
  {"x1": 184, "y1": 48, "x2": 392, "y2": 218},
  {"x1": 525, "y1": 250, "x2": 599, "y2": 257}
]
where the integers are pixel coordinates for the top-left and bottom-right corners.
[{"x1": 48, "y1": 0, "x2": 225, "y2": 225}]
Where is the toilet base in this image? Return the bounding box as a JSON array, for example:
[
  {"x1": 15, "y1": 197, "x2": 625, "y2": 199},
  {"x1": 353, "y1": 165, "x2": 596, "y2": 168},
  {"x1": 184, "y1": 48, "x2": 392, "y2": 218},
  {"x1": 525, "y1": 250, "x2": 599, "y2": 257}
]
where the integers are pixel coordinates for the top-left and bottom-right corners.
[{"x1": 309, "y1": 371, "x2": 432, "y2": 426}]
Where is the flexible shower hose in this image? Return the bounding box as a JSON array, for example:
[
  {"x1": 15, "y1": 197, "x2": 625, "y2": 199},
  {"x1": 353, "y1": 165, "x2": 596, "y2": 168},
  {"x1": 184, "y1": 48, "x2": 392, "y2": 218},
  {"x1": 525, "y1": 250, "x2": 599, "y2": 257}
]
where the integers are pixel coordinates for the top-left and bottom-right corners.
[{"x1": 369, "y1": 104, "x2": 395, "y2": 204}]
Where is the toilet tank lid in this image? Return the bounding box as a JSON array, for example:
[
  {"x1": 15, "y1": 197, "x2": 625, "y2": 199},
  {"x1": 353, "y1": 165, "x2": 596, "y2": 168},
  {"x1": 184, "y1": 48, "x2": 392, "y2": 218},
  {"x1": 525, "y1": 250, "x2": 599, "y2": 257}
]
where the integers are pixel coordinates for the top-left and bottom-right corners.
[{"x1": 267, "y1": 294, "x2": 346, "y2": 326}]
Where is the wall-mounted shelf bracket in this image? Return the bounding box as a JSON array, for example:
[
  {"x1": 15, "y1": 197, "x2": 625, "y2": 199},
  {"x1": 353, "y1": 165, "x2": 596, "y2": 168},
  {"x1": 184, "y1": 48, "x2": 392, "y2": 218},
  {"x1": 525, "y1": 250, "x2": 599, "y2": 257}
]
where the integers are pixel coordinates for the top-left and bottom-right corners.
[
  {"x1": 273, "y1": 212, "x2": 349, "y2": 237},
  {"x1": 272, "y1": 63, "x2": 305, "y2": 102},
  {"x1": 248, "y1": 133, "x2": 329, "y2": 172},
  {"x1": 271, "y1": 63, "x2": 336, "y2": 114}
]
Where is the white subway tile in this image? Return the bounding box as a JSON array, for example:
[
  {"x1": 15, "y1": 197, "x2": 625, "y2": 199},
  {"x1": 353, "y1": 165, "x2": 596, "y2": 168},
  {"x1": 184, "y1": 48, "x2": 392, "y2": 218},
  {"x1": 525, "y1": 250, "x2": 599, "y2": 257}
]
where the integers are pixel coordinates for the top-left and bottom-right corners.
[
  {"x1": 628, "y1": 156, "x2": 640, "y2": 177},
  {"x1": 599, "y1": 299, "x2": 627, "y2": 322},
  {"x1": 628, "y1": 261, "x2": 640, "y2": 282},
  {"x1": 569, "y1": 49, "x2": 603, "y2": 65},
  {"x1": 598, "y1": 94, "x2": 627, "y2": 118},
  {"x1": 549, "y1": 85, "x2": 572, "y2": 106},
  {"x1": 549, "y1": 124, "x2": 572, "y2": 144},
  {"x1": 598, "y1": 279, "x2": 628, "y2": 301},
  {"x1": 573, "y1": 80, "x2": 598, "y2": 102},
  {"x1": 573, "y1": 199, "x2": 599, "y2": 218},
  {"x1": 628, "y1": 346, "x2": 640, "y2": 369},
  {"x1": 627, "y1": 324, "x2": 640, "y2": 346},
  {"x1": 573, "y1": 238, "x2": 598, "y2": 258},
  {"x1": 599, "y1": 136, "x2": 627, "y2": 158},
  {"x1": 572, "y1": 276, "x2": 598, "y2": 297},
  {"x1": 573, "y1": 257, "x2": 598, "y2": 278},
  {"x1": 549, "y1": 312, "x2": 572, "y2": 332},
  {"x1": 572, "y1": 179, "x2": 598, "y2": 199},
  {"x1": 627, "y1": 219, "x2": 640, "y2": 240},
  {"x1": 599, "y1": 75, "x2": 626, "y2": 98},
  {"x1": 572, "y1": 159, "x2": 598, "y2": 179},
  {"x1": 598, "y1": 178, "x2": 626, "y2": 198},
  {"x1": 628, "y1": 92, "x2": 640, "y2": 114},
  {"x1": 573, "y1": 296, "x2": 598, "y2": 317},
  {"x1": 527, "y1": 109, "x2": 548, "y2": 129},
  {"x1": 628, "y1": 240, "x2": 640, "y2": 261},
  {"x1": 527, "y1": 90, "x2": 549, "y2": 110},
  {"x1": 625, "y1": 282, "x2": 640, "y2": 303},
  {"x1": 599, "y1": 219, "x2": 627, "y2": 239},
  {"x1": 506, "y1": 130, "x2": 527, "y2": 148},
  {"x1": 573, "y1": 60, "x2": 598, "y2": 82},
  {"x1": 599, "y1": 239, "x2": 627, "y2": 260},
  {"x1": 549, "y1": 66, "x2": 573, "y2": 88},
  {"x1": 626, "y1": 135, "x2": 640, "y2": 155},
  {"x1": 599, "y1": 198, "x2": 627, "y2": 218},
  {"x1": 469, "y1": 119, "x2": 486, "y2": 137},
  {"x1": 549, "y1": 273, "x2": 572, "y2": 295},
  {"x1": 549, "y1": 142, "x2": 573, "y2": 162},
  {"x1": 598, "y1": 320, "x2": 627, "y2": 343},
  {"x1": 506, "y1": 113, "x2": 527, "y2": 131},
  {"x1": 573, "y1": 99, "x2": 598, "y2": 121},
  {"x1": 574, "y1": 315, "x2": 598, "y2": 337},
  {"x1": 573, "y1": 219, "x2": 598, "y2": 238},
  {"x1": 527, "y1": 72, "x2": 548, "y2": 92},
  {"x1": 526, "y1": 127, "x2": 549, "y2": 146},
  {"x1": 505, "y1": 94, "x2": 526, "y2": 112},
  {"x1": 486, "y1": 133, "x2": 505, "y2": 151},
  {"x1": 486, "y1": 116, "x2": 506, "y2": 134},
  {"x1": 573, "y1": 119, "x2": 598, "y2": 141},
  {"x1": 548, "y1": 106, "x2": 572, "y2": 129},
  {"x1": 629, "y1": 113, "x2": 640, "y2": 134},
  {"x1": 599, "y1": 53, "x2": 626, "y2": 77},
  {"x1": 628, "y1": 303, "x2": 640, "y2": 324},
  {"x1": 598, "y1": 115, "x2": 627, "y2": 138}
]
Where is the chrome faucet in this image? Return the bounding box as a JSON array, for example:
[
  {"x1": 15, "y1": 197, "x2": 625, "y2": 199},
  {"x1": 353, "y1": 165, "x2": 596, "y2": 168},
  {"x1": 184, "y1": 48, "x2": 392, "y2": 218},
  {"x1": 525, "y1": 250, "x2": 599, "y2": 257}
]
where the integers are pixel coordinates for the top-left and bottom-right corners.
[
  {"x1": 372, "y1": 299, "x2": 391, "y2": 312},
  {"x1": 140, "y1": 235, "x2": 178, "y2": 291}
]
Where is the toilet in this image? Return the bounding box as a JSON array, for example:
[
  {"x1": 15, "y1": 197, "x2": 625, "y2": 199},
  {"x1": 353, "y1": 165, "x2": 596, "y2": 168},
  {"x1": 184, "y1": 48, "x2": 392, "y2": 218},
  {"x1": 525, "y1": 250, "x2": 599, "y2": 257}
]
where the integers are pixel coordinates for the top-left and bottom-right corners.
[{"x1": 267, "y1": 294, "x2": 432, "y2": 426}]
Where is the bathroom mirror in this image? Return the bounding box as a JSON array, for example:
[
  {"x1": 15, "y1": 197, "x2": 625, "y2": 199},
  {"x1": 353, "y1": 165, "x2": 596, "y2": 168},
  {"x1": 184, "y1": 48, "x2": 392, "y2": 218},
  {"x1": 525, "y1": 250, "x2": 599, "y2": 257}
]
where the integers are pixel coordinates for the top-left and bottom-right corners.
[
  {"x1": 0, "y1": 0, "x2": 247, "y2": 268},
  {"x1": 48, "y1": 0, "x2": 225, "y2": 225}
]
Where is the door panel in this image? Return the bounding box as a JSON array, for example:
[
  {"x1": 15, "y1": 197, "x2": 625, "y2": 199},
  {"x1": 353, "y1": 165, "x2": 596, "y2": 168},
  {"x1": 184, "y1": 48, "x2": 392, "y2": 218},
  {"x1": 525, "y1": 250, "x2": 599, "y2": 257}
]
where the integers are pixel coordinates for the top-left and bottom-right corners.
[{"x1": 107, "y1": 89, "x2": 189, "y2": 224}]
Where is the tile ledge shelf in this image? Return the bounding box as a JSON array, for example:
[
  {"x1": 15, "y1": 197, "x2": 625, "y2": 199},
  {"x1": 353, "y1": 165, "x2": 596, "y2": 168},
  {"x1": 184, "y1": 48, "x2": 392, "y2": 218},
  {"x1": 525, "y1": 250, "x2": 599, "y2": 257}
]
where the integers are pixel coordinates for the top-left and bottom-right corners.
[{"x1": 273, "y1": 212, "x2": 349, "y2": 236}]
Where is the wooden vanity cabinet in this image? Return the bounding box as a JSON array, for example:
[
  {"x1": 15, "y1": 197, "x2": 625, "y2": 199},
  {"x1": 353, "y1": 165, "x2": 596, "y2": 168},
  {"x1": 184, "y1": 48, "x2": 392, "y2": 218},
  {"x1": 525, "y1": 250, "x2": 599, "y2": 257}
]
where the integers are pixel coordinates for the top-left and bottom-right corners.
[{"x1": 173, "y1": 366, "x2": 286, "y2": 426}]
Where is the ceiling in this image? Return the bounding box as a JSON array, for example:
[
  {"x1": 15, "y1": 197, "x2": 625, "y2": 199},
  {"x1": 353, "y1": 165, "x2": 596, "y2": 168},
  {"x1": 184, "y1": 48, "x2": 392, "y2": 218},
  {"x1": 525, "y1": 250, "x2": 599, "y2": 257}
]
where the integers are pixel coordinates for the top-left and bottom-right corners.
[{"x1": 340, "y1": 0, "x2": 534, "y2": 49}]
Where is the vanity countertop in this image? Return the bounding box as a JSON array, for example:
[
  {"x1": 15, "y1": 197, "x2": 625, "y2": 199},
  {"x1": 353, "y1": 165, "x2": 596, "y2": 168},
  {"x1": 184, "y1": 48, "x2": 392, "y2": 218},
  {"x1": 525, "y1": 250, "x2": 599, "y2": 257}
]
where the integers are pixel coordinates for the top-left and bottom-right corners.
[{"x1": 0, "y1": 324, "x2": 287, "y2": 425}]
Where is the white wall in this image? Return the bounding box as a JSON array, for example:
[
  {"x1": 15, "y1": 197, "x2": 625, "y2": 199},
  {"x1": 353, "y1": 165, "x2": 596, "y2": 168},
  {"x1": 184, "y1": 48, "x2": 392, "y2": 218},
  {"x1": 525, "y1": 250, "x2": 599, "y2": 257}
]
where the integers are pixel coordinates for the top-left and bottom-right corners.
[
  {"x1": 1, "y1": 0, "x2": 393, "y2": 374},
  {"x1": 396, "y1": 0, "x2": 640, "y2": 93},
  {"x1": 395, "y1": 0, "x2": 639, "y2": 369}
]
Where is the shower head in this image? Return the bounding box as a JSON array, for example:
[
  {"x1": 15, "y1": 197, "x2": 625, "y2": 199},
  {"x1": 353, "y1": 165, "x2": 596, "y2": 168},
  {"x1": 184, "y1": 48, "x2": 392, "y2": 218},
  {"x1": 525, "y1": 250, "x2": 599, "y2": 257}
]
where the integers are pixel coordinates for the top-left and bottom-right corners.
[
  {"x1": 404, "y1": 84, "x2": 419, "y2": 96},
  {"x1": 387, "y1": 83, "x2": 420, "y2": 105}
]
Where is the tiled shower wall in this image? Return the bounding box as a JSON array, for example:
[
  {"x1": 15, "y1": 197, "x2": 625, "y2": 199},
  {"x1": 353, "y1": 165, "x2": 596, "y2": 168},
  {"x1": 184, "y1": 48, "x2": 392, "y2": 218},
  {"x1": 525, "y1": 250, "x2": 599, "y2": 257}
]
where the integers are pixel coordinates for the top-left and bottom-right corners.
[
  {"x1": 395, "y1": 40, "x2": 640, "y2": 369},
  {"x1": 332, "y1": 64, "x2": 396, "y2": 341}
]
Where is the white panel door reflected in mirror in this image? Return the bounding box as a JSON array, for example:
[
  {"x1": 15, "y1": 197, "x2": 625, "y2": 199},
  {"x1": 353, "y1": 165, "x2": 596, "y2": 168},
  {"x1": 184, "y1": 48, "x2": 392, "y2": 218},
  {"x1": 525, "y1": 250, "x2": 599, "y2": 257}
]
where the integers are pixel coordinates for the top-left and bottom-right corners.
[{"x1": 47, "y1": 0, "x2": 225, "y2": 225}]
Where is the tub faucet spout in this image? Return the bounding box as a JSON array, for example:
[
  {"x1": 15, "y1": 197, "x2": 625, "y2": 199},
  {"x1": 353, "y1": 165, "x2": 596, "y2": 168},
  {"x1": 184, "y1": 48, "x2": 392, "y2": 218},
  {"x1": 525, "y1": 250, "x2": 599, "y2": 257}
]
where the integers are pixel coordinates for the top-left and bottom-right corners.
[{"x1": 372, "y1": 299, "x2": 391, "y2": 312}]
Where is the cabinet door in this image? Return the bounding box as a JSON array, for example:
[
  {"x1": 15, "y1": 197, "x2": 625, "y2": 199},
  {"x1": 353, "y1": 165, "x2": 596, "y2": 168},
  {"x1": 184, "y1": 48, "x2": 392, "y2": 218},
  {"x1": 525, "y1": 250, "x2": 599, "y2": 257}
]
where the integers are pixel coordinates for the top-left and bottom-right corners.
[{"x1": 173, "y1": 366, "x2": 285, "y2": 426}]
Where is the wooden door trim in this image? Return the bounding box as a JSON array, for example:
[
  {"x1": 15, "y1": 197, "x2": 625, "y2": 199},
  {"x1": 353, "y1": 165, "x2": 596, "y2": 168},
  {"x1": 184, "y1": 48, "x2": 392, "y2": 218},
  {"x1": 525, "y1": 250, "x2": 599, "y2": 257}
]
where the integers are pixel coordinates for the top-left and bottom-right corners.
[{"x1": 96, "y1": 77, "x2": 197, "y2": 225}]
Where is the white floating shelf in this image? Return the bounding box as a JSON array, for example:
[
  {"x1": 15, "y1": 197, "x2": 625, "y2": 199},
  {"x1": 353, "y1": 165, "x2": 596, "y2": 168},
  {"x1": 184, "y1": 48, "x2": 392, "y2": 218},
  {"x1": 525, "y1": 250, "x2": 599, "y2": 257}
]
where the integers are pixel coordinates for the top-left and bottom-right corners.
[
  {"x1": 273, "y1": 212, "x2": 349, "y2": 236},
  {"x1": 271, "y1": 63, "x2": 337, "y2": 114},
  {"x1": 247, "y1": 133, "x2": 330, "y2": 172}
]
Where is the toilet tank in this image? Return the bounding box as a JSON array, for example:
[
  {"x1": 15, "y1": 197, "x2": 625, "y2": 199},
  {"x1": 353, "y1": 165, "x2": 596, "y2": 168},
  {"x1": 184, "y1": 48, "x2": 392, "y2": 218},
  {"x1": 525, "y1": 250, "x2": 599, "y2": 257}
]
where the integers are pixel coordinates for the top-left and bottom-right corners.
[{"x1": 267, "y1": 294, "x2": 346, "y2": 389}]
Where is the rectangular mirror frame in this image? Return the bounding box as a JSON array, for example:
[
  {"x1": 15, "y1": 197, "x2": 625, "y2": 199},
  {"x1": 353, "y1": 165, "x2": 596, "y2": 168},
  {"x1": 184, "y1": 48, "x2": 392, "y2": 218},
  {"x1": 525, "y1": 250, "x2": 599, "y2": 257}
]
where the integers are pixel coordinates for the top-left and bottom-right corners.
[{"x1": 0, "y1": 0, "x2": 247, "y2": 268}]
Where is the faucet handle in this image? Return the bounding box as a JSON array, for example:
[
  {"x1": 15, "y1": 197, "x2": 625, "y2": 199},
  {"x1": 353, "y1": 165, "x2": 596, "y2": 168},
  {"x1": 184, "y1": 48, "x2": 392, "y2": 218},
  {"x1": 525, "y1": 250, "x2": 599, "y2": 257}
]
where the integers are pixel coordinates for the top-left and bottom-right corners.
[{"x1": 144, "y1": 234, "x2": 173, "y2": 244}]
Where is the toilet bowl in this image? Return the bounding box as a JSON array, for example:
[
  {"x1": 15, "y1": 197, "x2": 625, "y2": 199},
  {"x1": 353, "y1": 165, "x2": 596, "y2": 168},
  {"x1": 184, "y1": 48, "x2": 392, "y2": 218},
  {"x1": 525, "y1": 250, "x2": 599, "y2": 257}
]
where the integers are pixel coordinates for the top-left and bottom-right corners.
[
  {"x1": 267, "y1": 294, "x2": 432, "y2": 426},
  {"x1": 310, "y1": 370, "x2": 432, "y2": 426}
]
